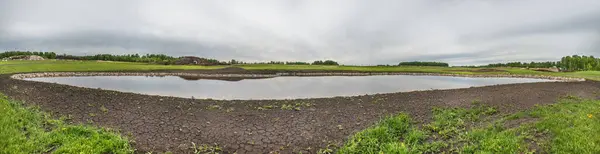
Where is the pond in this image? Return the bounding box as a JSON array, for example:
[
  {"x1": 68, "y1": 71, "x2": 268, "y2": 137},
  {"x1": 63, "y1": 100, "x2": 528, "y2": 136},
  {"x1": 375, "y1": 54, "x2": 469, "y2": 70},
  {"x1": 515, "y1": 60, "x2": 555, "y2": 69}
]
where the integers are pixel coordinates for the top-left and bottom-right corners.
[{"x1": 25, "y1": 75, "x2": 557, "y2": 100}]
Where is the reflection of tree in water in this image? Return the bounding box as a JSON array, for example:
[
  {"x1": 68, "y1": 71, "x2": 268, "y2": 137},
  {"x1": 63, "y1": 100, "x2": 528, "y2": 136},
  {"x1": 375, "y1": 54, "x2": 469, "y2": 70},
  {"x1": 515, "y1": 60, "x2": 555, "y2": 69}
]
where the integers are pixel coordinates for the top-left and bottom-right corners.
[{"x1": 176, "y1": 76, "x2": 271, "y2": 82}]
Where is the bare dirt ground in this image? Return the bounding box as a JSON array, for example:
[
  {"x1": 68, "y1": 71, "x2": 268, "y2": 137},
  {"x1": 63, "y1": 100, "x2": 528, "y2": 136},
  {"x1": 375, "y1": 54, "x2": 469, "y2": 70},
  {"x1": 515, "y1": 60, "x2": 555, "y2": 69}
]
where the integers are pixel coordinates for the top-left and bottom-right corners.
[{"x1": 1, "y1": 70, "x2": 599, "y2": 153}]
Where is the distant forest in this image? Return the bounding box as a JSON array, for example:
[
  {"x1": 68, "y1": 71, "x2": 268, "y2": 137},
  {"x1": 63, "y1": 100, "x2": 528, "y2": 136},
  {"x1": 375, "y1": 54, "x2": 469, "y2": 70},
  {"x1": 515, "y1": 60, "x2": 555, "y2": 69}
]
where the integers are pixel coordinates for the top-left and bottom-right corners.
[
  {"x1": 2, "y1": 51, "x2": 598, "y2": 71},
  {"x1": 482, "y1": 55, "x2": 600, "y2": 71},
  {"x1": 0, "y1": 51, "x2": 57, "y2": 59},
  {"x1": 0, "y1": 51, "x2": 340, "y2": 66}
]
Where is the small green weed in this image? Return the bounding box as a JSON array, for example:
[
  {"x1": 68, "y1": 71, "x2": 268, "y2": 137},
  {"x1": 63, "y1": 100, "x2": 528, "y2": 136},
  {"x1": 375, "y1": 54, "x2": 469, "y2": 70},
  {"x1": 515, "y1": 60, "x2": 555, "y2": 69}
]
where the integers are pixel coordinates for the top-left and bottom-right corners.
[
  {"x1": 257, "y1": 105, "x2": 274, "y2": 110},
  {"x1": 281, "y1": 102, "x2": 313, "y2": 111},
  {"x1": 317, "y1": 143, "x2": 337, "y2": 154},
  {"x1": 205, "y1": 105, "x2": 222, "y2": 110},
  {"x1": 191, "y1": 142, "x2": 222, "y2": 154},
  {"x1": 100, "y1": 105, "x2": 108, "y2": 113},
  {"x1": 424, "y1": 103, "x2": 497, "y2": 139}
]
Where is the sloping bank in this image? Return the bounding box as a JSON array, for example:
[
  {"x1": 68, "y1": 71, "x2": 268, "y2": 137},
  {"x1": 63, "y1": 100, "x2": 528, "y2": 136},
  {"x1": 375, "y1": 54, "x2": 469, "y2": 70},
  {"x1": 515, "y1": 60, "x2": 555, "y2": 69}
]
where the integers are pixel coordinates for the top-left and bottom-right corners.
[{"x1": 10, "y1": 71, "x2": 586, "y2": 82}]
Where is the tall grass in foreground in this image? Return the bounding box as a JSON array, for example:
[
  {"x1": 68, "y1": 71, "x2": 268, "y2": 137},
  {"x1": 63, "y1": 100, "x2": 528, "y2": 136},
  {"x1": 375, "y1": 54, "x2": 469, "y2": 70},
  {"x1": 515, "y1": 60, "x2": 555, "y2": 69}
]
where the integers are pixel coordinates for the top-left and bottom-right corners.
[
  {"x1": 337, "y1": 98, "x2": 600, "y2": 153},
  {"x1": 0, "y1": 94, "x2": 133, "y2": 154}
]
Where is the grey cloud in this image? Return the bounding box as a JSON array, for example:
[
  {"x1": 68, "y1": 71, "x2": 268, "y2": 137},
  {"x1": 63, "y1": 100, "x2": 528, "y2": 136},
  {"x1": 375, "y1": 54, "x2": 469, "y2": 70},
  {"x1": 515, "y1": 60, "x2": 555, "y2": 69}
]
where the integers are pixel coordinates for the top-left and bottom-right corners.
[{"x1": 1, "y1": 0, "x2": 599, "y2": 65}]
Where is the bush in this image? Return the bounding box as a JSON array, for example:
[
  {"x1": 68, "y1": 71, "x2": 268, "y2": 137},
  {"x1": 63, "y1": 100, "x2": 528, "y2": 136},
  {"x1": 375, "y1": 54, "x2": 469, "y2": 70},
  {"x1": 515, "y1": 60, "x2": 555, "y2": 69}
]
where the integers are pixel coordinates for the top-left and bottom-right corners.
[
  {"x1": 398, "y1": 61, "x2": 449, "y2": 67},
  {"x1": 312, "y1": 60, "x2": 339, "y2": 65}
]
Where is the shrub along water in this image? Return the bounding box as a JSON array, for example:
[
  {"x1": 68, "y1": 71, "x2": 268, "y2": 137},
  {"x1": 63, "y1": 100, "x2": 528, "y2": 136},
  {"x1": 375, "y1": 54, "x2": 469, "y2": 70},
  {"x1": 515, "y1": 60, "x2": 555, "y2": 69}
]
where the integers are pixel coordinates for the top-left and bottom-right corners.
[
  {"x1": 337, "y1": 97, "x2": 600, "y2": 153},
  {"x1": 0, "y1": 94, "x2": 133, "y2": 154}
]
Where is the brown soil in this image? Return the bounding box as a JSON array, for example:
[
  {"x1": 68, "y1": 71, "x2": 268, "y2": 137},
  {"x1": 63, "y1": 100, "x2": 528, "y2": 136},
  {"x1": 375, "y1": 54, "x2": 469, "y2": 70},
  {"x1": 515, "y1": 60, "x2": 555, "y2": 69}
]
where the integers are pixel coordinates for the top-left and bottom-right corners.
[{"x1": 1, "y1": 70, "x2": 599, "y2": 154}]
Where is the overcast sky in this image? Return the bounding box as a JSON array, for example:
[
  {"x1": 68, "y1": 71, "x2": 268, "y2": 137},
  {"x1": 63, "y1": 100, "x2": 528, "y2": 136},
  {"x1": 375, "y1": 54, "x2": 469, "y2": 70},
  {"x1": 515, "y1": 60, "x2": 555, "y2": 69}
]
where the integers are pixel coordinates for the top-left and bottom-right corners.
[{"x1": 1, "y1": 0, "x2": 599, "y2": 65}]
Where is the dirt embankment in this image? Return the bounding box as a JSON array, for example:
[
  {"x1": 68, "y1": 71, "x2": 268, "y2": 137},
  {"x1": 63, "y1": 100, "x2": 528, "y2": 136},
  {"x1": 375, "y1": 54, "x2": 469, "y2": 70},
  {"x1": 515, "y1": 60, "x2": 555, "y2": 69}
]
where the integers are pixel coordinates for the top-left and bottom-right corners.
[{"x1": 0, "y1": 69, "x2": 598, "y2": 153}]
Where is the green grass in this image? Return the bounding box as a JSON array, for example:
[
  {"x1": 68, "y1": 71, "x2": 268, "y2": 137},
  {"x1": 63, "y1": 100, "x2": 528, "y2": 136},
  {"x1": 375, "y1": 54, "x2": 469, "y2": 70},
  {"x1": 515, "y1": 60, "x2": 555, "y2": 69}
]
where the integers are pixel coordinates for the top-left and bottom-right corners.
[
  {"x1": 0, "y1": 60, "x2": 221, "y2": 74},
  {"x1": 338, "y1": 98, "x2": 600, "y2": 153},
  {"x1": 2, "y1": 60, "x2": 599, "y2": 81},
  {"x1": 503, "y1": 67, "x2": 600, "y2": 81},
  {"x1": 423, "y1": 102, "x2": 497, "y2": 139},
  {"x1": 0, "y1": 94, "x2": 133, "y2": 154},
  {"x1": 336, "y1": 113, "x2": 422, "y2": 154},
  {"x1": 560, "y1": 71, "x2": 600, "y2": 81},
  {"x1": 529, "y1": 98, "x2": 600, "y2": 153}
]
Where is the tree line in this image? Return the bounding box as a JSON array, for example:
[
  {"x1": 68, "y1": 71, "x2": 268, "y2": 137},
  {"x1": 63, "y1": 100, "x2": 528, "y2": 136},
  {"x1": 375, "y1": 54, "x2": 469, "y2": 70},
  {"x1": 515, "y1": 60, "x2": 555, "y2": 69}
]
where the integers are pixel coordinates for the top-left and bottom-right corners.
[
  {"x1": 56, "y1": 53, "x2": 180, "y2": 64},
  {"x1": 311, "y1": 60, "x2": 339, "y2": 65},
  {"x1": 9, "y1": 51, "x2": 595, "y2": 71},
  {"x1": 1, "y1": 51, "x2": 340, "y2": 66},
  {"x1": 485, "y1": 61, "x2": 558, "y2": 68},
  {"x1": 560, "y1": 55, "x2": 600, "y2": 71},
  {"x1": 481, "y1": 55, "x2": 600, "y2": 71},
  {"x1": 1, "y1": 51, "x2": 57, "y2": 59},
  {"x1": 398, "y1": 61, "x2": 449, "y2": 67}
]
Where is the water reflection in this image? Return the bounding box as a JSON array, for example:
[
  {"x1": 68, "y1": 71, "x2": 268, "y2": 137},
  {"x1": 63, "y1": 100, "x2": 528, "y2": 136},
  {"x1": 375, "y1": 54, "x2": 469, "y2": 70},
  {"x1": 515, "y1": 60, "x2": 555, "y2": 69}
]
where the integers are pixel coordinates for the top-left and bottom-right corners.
[
  {"x1": 177, "y1": 76, "x2": 252, "y2": 81},
  {"x1": 25, "y1": 75, "x2": 556, "y2": 100}
]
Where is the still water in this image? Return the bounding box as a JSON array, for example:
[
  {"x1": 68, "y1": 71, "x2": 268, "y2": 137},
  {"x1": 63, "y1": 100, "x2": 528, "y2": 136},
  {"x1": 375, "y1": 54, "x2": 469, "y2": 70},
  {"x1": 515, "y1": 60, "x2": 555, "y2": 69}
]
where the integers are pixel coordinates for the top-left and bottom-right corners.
[{"x1": 25, "y1": 75, "x2": 556, "y2": 100}]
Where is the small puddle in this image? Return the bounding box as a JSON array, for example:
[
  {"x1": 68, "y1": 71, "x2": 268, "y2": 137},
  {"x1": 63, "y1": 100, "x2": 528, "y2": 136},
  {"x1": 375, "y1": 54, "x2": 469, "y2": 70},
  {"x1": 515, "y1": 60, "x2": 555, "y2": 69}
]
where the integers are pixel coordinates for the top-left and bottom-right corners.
[{"x1": 25, "y1": 75, "x2": 558, "y2": 100}]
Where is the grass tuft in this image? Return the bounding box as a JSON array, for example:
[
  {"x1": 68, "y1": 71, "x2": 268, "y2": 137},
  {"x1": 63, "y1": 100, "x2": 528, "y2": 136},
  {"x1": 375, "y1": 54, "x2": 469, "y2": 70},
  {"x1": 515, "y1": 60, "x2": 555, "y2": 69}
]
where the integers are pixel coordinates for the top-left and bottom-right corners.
[
  {"x1": 0, "y1": 93, "x2": 133, "y2": 154},
  {"x1": 337, "y1": 98, "x2": 600, "y2": 153}
]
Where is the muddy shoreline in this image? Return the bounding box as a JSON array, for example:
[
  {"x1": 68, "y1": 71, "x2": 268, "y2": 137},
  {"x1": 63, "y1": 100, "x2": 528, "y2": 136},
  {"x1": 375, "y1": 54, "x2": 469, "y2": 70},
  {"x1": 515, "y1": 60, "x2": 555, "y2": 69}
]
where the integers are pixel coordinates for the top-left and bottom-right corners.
[{"x1": 0, "y1": 69, "x2": 598, "y2": 153}]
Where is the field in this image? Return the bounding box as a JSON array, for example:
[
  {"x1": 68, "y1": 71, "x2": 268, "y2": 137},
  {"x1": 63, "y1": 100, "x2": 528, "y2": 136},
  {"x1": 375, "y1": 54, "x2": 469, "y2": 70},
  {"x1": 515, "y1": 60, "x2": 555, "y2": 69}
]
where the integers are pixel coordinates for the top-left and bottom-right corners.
[
  {"x1": 1, "y1": 60, "x2": 599, "y2": 81},
  {"x1": 1, "y1": 60, "x2": 600, "y2": 153}
]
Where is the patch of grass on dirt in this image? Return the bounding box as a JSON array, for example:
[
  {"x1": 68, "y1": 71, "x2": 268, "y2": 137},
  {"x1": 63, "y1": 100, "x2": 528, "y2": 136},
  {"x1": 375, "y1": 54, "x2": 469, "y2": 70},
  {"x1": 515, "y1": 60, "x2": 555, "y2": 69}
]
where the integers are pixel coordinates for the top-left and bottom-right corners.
[
  {"x1": 337, "y1": 98, "x2": 600, "y2": 153},
  {"x1": 256, "y1": 105, "x2": 274, "y2": 110},
  {"x1": 256, "y1": 102, "x2": 314, "y2": 111},
  {"x1": 424, "y1": 102, "x2": 497, "y2": 139},
  {"x1": 0, "y1": 94, "x2": 133, "y2": 154},
  {"x1": 191, "y1": 142, "x2": 222, "y2": 154},
  {"x1": 336, "y1": 113, "x2": 427, "y2": 153},
  {"x1": 528, "y1": 97, "x2": 600, "y2": 153},
  {"x1": 205, "y1": 104, "x2": 222, "y2": 110}
]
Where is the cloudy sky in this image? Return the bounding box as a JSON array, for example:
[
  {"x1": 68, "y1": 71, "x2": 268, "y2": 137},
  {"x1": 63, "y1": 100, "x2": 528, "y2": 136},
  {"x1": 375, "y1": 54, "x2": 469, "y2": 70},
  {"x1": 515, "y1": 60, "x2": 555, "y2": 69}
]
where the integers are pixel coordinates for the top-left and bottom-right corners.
[{"x1": 1, "y1": 0, "x2": 599, "y2": 65}]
